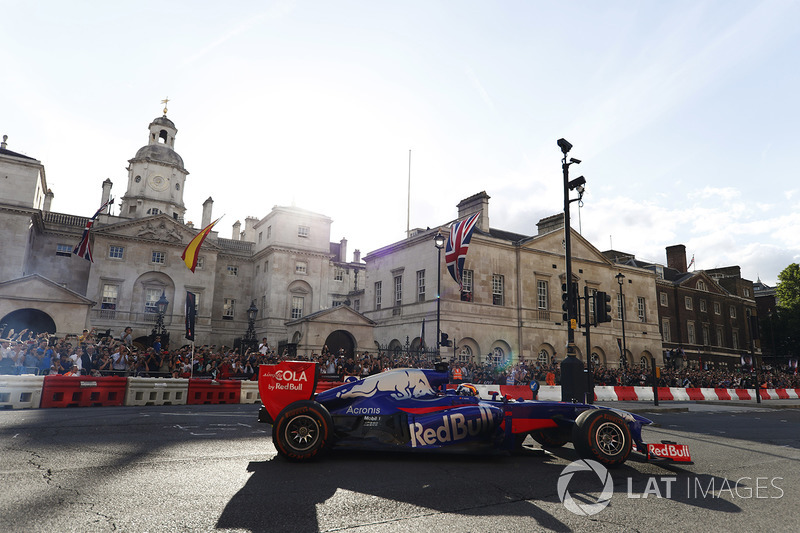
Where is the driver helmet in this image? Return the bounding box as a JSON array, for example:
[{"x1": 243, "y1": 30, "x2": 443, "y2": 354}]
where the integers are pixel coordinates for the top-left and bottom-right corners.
[{"x1": 456, "y1": 383, "x2": 479, "y2": 397}]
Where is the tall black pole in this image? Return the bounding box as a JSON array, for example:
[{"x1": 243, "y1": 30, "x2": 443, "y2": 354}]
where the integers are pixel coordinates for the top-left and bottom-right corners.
[
  {"x1": 436, "y1": 244, "x2": 442, "y2": 356},
  {"x1": 617, "y1": 274, "x2": 628, "y2": 371},
  {"x1": 563, "y1": 153, "x2": 576, "y2": 357}
]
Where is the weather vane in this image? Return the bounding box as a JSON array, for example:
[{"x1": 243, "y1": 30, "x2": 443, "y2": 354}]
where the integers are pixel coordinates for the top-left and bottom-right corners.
[{"x1": 161, "y1": 97, "x2": 170, "y2": 116}]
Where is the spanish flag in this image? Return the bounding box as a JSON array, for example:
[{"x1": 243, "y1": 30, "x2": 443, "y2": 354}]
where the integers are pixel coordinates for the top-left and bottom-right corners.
[{"x1": 182, "y1": 218, "x2": 220, "y2": 272}]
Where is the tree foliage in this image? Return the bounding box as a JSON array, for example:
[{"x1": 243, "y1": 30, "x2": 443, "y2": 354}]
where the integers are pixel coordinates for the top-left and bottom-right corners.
[{"x1": 776, "y1": 263, "x2": 800, "y2": 311}]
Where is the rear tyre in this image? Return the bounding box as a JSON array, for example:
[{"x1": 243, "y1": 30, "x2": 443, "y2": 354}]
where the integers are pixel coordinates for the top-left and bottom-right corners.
[
  {"x1": 530, "y1": 427, "x2": 570, "y2": 449},
  {"x1": 572, "y1": 410, "x2": 632, "y2": 467},
  {"x1": 272, "y1": 400, "x2": 333, "y2": 461}
]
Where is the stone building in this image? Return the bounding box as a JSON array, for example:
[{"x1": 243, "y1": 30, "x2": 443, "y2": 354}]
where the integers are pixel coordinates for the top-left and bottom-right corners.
[
  {"x1": 0, "y1": 114, "x2": 364, "y2": 351},
  {"x1": 362, "y1": 192, "x2": 664, "y2": 369}
]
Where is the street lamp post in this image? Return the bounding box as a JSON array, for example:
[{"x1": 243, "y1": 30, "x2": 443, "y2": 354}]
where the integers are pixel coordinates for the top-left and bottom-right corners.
[
  {"x1": 557, "y1": 138, "x2": 586, "y2": 402},
  {"x1": 616, "y1": 272, "x2": 628, "y2": 371},
  {"x1": 434, "y1": 232, "x2": 446, "y2": 356},
  {"x1": 243, "y1": 300, "x2": 259, "y2": 354},
  {"x1": 152, "y1": 290, "x2": 169, "y2": 349}
]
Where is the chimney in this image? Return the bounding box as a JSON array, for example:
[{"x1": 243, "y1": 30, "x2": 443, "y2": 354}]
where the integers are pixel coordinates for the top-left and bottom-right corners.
[
  {"x1": 232, "y1": 220, "x2": 241, "y2": 240},
  {"x1": 456, "y1": 191, "x2": 490, "y2": 233},
  {"x1": 666, "y1": 244, "x2": 687, "y2": 273},
  {"x1": 44, "y1": 189, "x2": 54, "y2": 212},
  {"x1": 537, "y1": 213, "x2": 564, "y2": 235},
  {"x1": 101, "y1": 179, "x2": 113, "y2": 214},
  {"x1": 353, "y1": 249, "x2": 361, "y2": 263},
  {"x1": 339, "y1": 238, "x2": 347, "y2": 263},
  {"x1": 243, "y1": 216, "x2": 259, "y2": 242},
  {"x1": 202, "y1": 197, "x2": 213, "y2": 228}
]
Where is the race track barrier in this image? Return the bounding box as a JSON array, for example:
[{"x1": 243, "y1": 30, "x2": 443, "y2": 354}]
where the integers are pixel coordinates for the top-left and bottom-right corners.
[
  {"x1": 40, "y1": 375, "x2": 127, "y2": 408},
  {"x1": 0, "y1": 375, "x2": 45, "y2": 409},
  {"x1": 187, "y1": 378, "x2": 241, "y2": 405},
  {"x1": 125, "y1": 377, "x2": 189, "y2": 406},
  {"x1": 240, "y1": 381, "x2": 260, "y2": 404}
]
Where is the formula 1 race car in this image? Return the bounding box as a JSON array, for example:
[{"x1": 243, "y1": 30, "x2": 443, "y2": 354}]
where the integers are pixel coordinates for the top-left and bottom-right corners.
[{"x1": 257, "y1": 361, "x2": 692, "y2": 467}]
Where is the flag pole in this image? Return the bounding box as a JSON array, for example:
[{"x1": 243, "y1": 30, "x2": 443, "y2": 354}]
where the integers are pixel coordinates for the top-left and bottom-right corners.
[
  {"x1": 190, "y1": 341, "x2": 195, "y2": 378},
  {"x1": 406, "y1": 149, "x2": 411, "y2": 239}
]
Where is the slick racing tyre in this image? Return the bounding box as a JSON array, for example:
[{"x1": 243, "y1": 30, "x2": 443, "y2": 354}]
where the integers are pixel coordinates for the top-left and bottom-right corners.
[
  {"x1": 572, "y1": 409, "x2": 632, "y2": 467},
  {"x1": 530, "y1": 427, "x2": 571, "y2": 449},
  {"x1": 272, "y1": 401, "x2": 333, "y2": 461}
]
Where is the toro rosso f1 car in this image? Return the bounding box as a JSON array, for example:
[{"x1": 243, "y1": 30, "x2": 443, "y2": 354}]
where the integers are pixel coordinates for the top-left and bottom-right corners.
[{"x1": 257, "y1": 361, "x2": 692, "y2": 467}]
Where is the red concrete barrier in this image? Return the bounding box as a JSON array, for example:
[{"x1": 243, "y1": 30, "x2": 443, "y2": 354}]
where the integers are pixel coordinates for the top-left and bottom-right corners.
[
  {"x1": 315, "y1": 381, "x2": 344, "y2": 392},
  {"x1": 187, "y1": 379, "x2": 241, "y2": 405},
  {"x1": 614, "y1": 386, "x2": 638, "y2": 401},
  {"x1": 40, "y1": 376, "x2": 127, "y2": 408}
]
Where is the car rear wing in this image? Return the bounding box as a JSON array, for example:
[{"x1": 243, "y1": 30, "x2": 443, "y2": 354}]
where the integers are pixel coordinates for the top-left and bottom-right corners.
[{"x1": 258, "y1": 361, "x2": 319, "y2": 421}]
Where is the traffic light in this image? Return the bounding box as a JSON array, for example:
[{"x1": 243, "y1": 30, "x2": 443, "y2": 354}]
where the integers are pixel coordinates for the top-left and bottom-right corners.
[
  {"x1": 595, "y1": 291, "x2": 612, "y2": 323},
  {"x1": 440, "y1": 332, "x2": 451, "y2": 347},
  {"x1": 561, "y1": 283, "x2": 569, "y2": 321}
]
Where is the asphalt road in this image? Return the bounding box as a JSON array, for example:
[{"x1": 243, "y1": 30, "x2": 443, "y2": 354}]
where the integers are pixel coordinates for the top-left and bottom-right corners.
[{"x1": 1, "y1": 402, "x2": 798, "y2": 532}]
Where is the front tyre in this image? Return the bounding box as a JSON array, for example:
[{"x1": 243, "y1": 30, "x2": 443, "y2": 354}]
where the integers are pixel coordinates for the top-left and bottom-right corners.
[
  {"x1": 272, "y1": 401, "x2": 333, "y2": 461},
  {"x1": 572, "y1": 410, "x2": 632, "y2": 467}
]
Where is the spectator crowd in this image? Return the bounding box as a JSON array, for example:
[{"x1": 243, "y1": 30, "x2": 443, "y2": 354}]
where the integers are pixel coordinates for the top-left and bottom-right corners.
[{"x1": 1, "y1": 327, "x2": 798, "y2": 390}]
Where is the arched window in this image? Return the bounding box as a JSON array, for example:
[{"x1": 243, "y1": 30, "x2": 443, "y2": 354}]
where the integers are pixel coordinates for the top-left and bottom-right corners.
[
  {"x1": 538, "y1": 350, "x2": 550, "y2": 366},
  {"x1": 489, "y1": 347, "x2": 504, "y2": 366},
  {"x1": 640, "y1": 356, "x2": 649, "y2": 371},
  {"x1": 458, "y1": 345, "x2": 472, "y2": 363},
  {"x1": 591, "y1": 352, "x2": 600, "y2": 366}
]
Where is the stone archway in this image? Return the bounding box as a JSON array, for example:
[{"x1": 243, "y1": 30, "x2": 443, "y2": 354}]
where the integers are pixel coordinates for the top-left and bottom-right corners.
[
  {"x1": 324, "y1": 330, "x2": 356, "y2": 358},
  {"x1": 1, "y1": 308, "x2": 57, "y2": 337}
]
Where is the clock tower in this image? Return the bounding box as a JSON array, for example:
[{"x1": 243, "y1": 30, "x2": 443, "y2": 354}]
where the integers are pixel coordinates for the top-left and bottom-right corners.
[{"x1": 119, "y1": 111, "x2": 188, "y2": 221}]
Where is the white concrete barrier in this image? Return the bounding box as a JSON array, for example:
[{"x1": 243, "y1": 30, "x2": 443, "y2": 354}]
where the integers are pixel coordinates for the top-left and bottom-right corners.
[
  {"x1": 124, "y1": 377, "x2": 189, "y2": 406},
  {"x1": 240, "y1": 381, "x2": 260, "y2": 404},
  {"x1": 0, "y1": 375, "x2": 45, "y2": 409}
]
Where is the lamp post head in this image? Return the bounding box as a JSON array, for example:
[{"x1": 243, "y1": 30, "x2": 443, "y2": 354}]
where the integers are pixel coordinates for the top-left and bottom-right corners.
[
  {"x1": 156, "y1": 291, "x2": 169, "y2": 315},
  {"x1": 434, "y1": 232, "x2": 445, "y2": 250},
  {"x1": 616, "y1": 272, "x2": 625, "y2": 286},
  {"x1": 247, "y1": 300, "x2": 259, "y2": 322}
]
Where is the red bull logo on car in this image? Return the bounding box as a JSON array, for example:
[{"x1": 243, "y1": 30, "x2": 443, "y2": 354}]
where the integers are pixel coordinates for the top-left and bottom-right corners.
[{"x1": 409, "y1": 406, "x2": 500, "y2": 448}]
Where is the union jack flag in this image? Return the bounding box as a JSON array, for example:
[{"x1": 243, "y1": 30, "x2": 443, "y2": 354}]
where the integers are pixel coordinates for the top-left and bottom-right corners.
[
  {"x1": 73, "y1": 197, "x2": 113, "y2": 262},
  {"x1": 445, "y1": 211, "x2": 481, "y2": 290}
]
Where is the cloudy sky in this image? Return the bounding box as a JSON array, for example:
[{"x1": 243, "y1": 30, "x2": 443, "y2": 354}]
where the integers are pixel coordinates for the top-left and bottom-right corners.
[{"x1": 3, "y1": 1, "x2": 798, "y2": 285}]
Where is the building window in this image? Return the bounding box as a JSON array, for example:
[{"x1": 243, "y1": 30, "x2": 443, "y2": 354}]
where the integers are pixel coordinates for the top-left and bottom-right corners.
[
  {"x1": 461, "y1": 269, "x2": 473, "y2": 301},
  {"x1": 716, "y1": 326, "x2": 725, "y2": 347},
  {"x1": 152, "y1": 251, "x2": 166, "y2": 264},
  {"x1": 659, "y1": 292, "x2": 668, "y2": 307},
  {"x1": 101, "y1": 284, "x2": 118, "y2": 310},
  {"x1": 109, "y1": 245, "x2": 124, "y2": 259},
  {"x1": 147, "y1": 208, "x2": 161, "y2": 215},
  {"x1": 375, "y1": 281, "x2": 382, "y2": 310},
  {"x1": 702, "y1": 325, "x2": 710, "y2": 346},
  {"x1": 296, "y1": 261, "x2": 307, "y2": 274},
  {"x1": 227, "y1": 265, "x2": 238, "y2": 276},
  {"x1": 144, "y1": 288, "x2": 162, "y2": 314},
  {"x1": 298, "y1": 225, "x2": 309, "y2": 238},
  {"x1": 687, "y1": 321, "x2": 696, "y2": 344},
  {"x1": 261, "y1": 295, "x2": 267, "y2": 314},
  {"x1": 353, "y1": 299, "x2": 360, "y2": 312},
  {"x1": 537, "y1": 280, "x2": 549, "y2": 310},
  {"x1": 458, "y1": 346, "x2": 473, "y2": 363},
  {"x1": 714, "y1": 302, "x2": 721, "y2": 315},
  {"x1": 700, "y1": 299, "x2": 707, "y2": 312},
  {"x1": 196, "y1": 256, "x2": 204, "y2": 270},
  {"x1": 291, "y1": 296, "x2": 304, "y2": 319},
  {"x1": 258, "y1": 232, "x2": 262, "y2": 244},
  {"x1": 256, "y1": 264, "x2": 260, "y2": 276},
  {"x1": 697, "y1": 280, "x2": 706, "y2": 291},
  {"x1": 492, "y1": 274, "x2": 504, "y2": 306},
  {"x1": 334, "y1": 268, "x2": 344, "y2": 282},
  {"x1": 416, "y1": 270, "x2": 425, "y2": 302},
  {"x1": 538, "y1": 350, "x2": 550, "y2": 366},
  {"x1": 223, "y1": 298, "x2": 235, "y2": 320},
  {"x1": 589, "y1": 288, "x2": 598, "y2": 324},
  {"x1": 743, "y1": 288, "x2": 750, "y2": 297},
  {"x1": 56, "y1": 244, "x2": 72, "y2": 257},
  {"x1": 684, "y1": 296, "x2": 693, "y2": 310},
  {"x1": 732, "y1": 330, "x2": 739, "y2": 350},
  {"x1": 394, "y1": 275, "x2": 402, "y2": 307},
  {"x1": 267, "y1": 226, "x2": 272, "y2": 239},
  {"x1": 730, "y1": 306, "x2": 737, "y2": 318},
  {"x1": 661, "y1": 318, "x2": 671, "y2": 342},
  {"x1": 637, "y1": 297, "x2": 646, "y2": 322}
]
